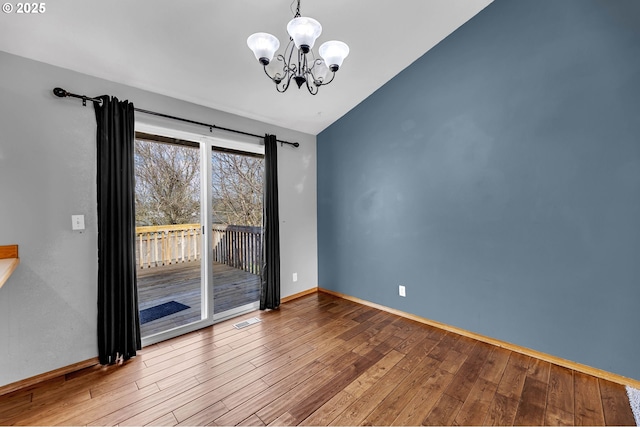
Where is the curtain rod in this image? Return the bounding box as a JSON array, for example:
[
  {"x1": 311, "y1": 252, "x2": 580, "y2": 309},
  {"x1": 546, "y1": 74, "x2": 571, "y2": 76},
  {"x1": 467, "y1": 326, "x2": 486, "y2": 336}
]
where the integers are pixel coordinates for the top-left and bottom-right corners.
[{"x1": 52, "y1": 87, "x2": 300, "y2": 148}]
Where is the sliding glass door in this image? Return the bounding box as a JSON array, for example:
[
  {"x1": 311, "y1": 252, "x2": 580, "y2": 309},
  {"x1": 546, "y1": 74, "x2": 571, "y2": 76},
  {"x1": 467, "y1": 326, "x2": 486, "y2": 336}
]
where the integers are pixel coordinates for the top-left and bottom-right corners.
[
  {"x1": 211, "y1": 148, "x2": 264, "y2": 317},
  {"x1": 134, "y1": 133, "x2": 204, "y2": 338},
  {"x1": 132, "y1": 124, "x2": 265, "y2": 343}
]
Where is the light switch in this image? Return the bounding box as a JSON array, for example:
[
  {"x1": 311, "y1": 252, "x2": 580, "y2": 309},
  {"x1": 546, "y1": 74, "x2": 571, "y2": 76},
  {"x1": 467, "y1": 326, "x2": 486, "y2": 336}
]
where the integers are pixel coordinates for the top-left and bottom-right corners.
[{"x1": 72, "y1": 215, "x2": 85, "y2": 231}]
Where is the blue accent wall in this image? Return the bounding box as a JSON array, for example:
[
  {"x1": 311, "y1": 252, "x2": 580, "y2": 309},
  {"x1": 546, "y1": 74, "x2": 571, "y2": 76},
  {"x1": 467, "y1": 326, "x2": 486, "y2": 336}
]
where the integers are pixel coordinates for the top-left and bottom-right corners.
[{"x1": 317, "y1": 0, "x2": 640, "y2": 380}]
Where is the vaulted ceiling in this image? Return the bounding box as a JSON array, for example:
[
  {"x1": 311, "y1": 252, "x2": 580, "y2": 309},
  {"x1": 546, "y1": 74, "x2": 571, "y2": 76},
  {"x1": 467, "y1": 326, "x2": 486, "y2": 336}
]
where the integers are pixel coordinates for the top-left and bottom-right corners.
[{"x1": 0, "y1": 0, "x2": 493, "y2": 135}]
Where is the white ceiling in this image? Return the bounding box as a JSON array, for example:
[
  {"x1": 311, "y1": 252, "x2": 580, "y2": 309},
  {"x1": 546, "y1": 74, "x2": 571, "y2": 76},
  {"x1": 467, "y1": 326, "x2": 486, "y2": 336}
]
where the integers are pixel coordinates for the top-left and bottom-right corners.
[{"x1": 0, "y1": 0, "x2": 492, "y2": 135}]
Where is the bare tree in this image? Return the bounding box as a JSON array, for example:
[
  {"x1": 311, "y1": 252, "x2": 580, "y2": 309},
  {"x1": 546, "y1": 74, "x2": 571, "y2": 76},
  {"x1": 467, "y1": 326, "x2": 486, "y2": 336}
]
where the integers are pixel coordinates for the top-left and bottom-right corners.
[
  {"x1": 134, "y1": 139, "x2": 201, "y2": 225},
  {"x1": 134, "y1": 138, "x2": 263, "y2": 227},
  {"x1": 212, "y1": 151, "x2": 263, "y2": 227}
]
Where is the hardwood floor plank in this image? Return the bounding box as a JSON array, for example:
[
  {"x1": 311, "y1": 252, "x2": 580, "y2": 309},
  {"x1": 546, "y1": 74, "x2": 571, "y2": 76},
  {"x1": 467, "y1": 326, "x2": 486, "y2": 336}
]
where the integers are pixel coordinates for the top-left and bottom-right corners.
[
  {"x1": 175, "y1": 401, "x2": 228, "y2": 426},
  {"x1": 268, "y1": 411, "x2": 298, "y2": 426},
  {"x1": 0, "y1": 392, "x2": 32, "y2": 419},
  {"x1": 251, "y1": 334, "x2": 322, "y2": 366},
  {"x1": 146, "y1": 335, "x2": 268, "y2": 374},
  {"x1": 214, "y1": 361, "x2": 326, "y2": 426},
  {"x1": 177, "y1": 330, "x2": 249, "y2": 356},
  {"x1": 453, "y1": 377, "x2": 499, "y2": 426},
  {"x1": 598, "y1": 379, "x2": 636, "y2": 426},
  {"x1": 12, "y1": 375, "x2": 91, "y2": 412},
  {"x1": 513, "y1": 377, "x2": 547, "y2": 426},
  {"x1": 479, "y1": 348, "x2": 511, "y2": 384},
  {"x1": 338, "y1": 349, "x2": 405, "y2": 400},
  {"x1": 391, "y1": 367, "x2": 455, "y2": 426},
  {"x1": 15, "y1": 376, "x2": 65, "y2": 402},
  {"x1": 52, "y1": 383, "x2": 163, "y2": 426},
  {"x1": 84, "y1": 380, "x2": 193, "y2": 426},
  {"x1": 527, "y1": 357, "x2": 552, "y2": 383},
  {"x1": 422, "y1": 393, "x2": 464, "y2": 426},
  {"x1": 315, "y1": 335, "x2": 374, "y2": 368},
  {"x1": 1, "y1": 293, "x2": 632, "y2": 427},
  {"x1": 427, "y1": 332, "x2": 461, "y2": 362},
  {"x1": 342, "y1": 305, "x2": 371, "y2": 321},
  {"x1": 136, "y1": 344, "x2": 251, "y2": 389},
  {"x1": 335, "y1": 319, "x2": 378, "y2": 342},
  {"x1": 7, "y1": 389, "x2": 92, "y2": 426},
  {"x1": 254, "y1": 358, "x2": 350, "y2": 425},
  {"x1": 496, "y1": 356, "x2": 529, "y2": 400},
  {"x1": 298, "y1": 390, "x2": 356, "y2": 426},
  {"x1": 221, "y1": 379, "x2": 270, "y2": 411},
  {"x1": 147, "y1": 411, "x2": 179, "y2": 426},
  {"x1": 507, "y1": 350, "x2": 532, "y2": 371},
  {"x1": 544, "y1": 364, "x2": 574, "y2": 426},
  {"x1": 352, "y1": 321, "x2": 402, "y2": 356},
  {"x1": 482, "y1": 352, "x2": 529, "y2": 426},
  {"x1": 439, "y1": 348, "x2": 469, "y2": 375},
  {"x1": 574, "y1": 371, "x2": 605, "y2": 426},
  {"x1": 544, "y1": 405, "x2": 575, "y2": 426},
  {"x1": 483, "y1": 393, "x2": 521, "y2": 426},
  {"x1": 240, "y1": 413, "x2": 266, "y2": 426},
  {"x1": 251, "y1": 341, "x2": 315, "y2": 371},
  {"x1": 394, "y1": 327, "x2": 431, "y2": 354},
  {"x1": 351, "y1": 307, "x2": 380, "y2": 323},
  {"x1": 193, "y1": 346, "x2": 271, "y2": 385},
  {"x1": 280, "y1": 349, "x2": 399, "y2": 423},
  {"x1": 259, "y1": 340, "x2": 345, "y2": 387},
  {"x1": 395, "y1": 334, "x2": 441, "y2": 370},
  {"x1": 170, "y1": 363, "x2": 272, "y2": 424},
  {"x1": 442, "y1": 341, "x2": 491, "y2": 403},
  {"x1": 360, "y1": 356, "x2": 441, "y2": 426},
  {"x1": 326, "y1": 365, "x2": 410, "y2": 426},
  {"x1": 255, "y1": 318, "x2": 328, "y2": 352},
  {"x1": 390, "y1": 317, "x2": 423, "y2": 340}
]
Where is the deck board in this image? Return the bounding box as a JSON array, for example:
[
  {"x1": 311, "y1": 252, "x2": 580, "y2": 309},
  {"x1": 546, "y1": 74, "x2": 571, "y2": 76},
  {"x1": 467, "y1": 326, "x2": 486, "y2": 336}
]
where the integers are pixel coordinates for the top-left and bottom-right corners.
[{"x1": 137, "y1": 262, "x2": 260, "y2": 336}]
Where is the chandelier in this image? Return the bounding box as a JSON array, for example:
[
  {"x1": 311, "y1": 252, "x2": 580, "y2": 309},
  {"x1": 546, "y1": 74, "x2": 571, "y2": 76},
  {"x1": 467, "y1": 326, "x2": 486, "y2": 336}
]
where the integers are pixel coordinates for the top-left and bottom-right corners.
[{"x1": 247, "y1": 0, "x2": 349, "y2": 95}]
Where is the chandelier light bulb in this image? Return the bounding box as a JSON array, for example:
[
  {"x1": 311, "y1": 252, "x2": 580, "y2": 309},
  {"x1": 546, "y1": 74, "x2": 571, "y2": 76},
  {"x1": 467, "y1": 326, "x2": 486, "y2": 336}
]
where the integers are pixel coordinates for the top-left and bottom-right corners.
[
  {"x1": 247, "y1": 33, "x2": 280, "y2": 65},
  {"x1": 286, "y1": 17, "x2": 322, "y2": 53},
  {"x1": 319, "y1": 41, "x2": 349, "y2": 71}
]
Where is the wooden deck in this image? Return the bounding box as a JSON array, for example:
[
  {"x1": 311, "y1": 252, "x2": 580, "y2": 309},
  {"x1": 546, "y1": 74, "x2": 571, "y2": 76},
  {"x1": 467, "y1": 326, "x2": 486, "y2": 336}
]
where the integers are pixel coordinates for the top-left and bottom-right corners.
[{"x1": 137, "y1": 262, "x2": 260, "y2": 337}]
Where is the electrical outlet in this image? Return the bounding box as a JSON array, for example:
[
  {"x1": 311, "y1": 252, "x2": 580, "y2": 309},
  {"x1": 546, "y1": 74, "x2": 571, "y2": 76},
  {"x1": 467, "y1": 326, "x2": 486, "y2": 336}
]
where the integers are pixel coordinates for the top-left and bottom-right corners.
[
  {"x1": 292, "y1": 272, "x2": 298, "y2": 282},
  {"x1": 399, "y1": 285, "x2": 406, "y2": 297}
]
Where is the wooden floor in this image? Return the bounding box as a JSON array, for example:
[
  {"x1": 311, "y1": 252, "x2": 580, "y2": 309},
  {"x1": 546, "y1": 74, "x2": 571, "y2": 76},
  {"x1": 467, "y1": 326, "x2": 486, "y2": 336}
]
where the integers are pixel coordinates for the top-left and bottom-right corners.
[
  {"x1": 137, "y1": 262, "x2": 260, "y2": 337},
  {"x1": 0, "y1": 292, "x2": 635, "y2": 426}
]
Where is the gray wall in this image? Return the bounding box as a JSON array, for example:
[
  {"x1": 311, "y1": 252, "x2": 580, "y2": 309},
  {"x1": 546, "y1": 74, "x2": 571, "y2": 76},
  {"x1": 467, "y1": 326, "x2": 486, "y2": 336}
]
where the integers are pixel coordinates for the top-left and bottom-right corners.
[
  {"x1": 318, "y1": 0, "x2": 640, "y2": 380},
  {"x1": 0, "y1": 51, "x2": 318, "y2": 387}
]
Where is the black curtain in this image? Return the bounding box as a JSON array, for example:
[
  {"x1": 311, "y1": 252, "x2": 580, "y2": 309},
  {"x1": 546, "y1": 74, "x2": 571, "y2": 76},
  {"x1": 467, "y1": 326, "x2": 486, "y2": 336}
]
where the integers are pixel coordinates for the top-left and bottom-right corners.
[
  {"x1": 260, "y1": 134, "x2": 281, "y2": 310},
  {"x1": 94, "y1": 95, "x2": 141, "y2": 364}
]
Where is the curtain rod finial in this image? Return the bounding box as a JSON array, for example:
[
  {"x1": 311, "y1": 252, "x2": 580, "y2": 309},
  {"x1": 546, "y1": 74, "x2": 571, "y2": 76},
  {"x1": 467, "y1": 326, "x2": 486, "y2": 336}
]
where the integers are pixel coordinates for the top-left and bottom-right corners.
[{"x1": 53, "y1": 87, "x2": 68, "y2": 98}]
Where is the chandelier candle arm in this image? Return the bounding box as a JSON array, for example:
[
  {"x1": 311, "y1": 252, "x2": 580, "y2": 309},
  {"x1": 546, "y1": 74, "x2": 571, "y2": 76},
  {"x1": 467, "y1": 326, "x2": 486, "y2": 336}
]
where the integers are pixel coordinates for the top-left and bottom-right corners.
[{"x1": 246, "y1": 0, "x2": 349, "y2": 95}]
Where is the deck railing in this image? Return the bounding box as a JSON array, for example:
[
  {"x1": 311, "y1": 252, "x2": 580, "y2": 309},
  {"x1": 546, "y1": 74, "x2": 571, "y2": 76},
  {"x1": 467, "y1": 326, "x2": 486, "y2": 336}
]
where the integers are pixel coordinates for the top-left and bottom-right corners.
[
  {"x1": 211, "y1": 224, "x2": 262, "y2": 275},
  {"x1": 135, "y1": 223, "x2": 262, "y2": 275},
  {"x1": 136, "y1": 224, "x2": 202, "y2": 269}
]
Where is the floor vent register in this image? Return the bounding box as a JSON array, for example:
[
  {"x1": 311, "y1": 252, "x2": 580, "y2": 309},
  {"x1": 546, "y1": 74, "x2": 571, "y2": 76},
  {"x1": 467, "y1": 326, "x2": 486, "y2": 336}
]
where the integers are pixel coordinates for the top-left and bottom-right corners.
[{"x1": 233, "y1": 317, "x2": 261, "y2": 329}]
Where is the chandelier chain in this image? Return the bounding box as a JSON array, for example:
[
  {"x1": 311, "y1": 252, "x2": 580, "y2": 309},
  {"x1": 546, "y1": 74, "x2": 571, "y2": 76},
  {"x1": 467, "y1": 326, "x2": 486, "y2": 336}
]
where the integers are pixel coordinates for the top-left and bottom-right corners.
[{"x1": 291, "y1": 0, "x2": 301, "y2": 18}]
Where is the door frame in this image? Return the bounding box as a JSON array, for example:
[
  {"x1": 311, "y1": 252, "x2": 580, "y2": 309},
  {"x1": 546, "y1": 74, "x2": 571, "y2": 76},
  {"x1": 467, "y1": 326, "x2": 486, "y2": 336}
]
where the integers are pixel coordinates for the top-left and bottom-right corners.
[{"x1": 136, "y1": 122, "x2": 264, "y2": 347}]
